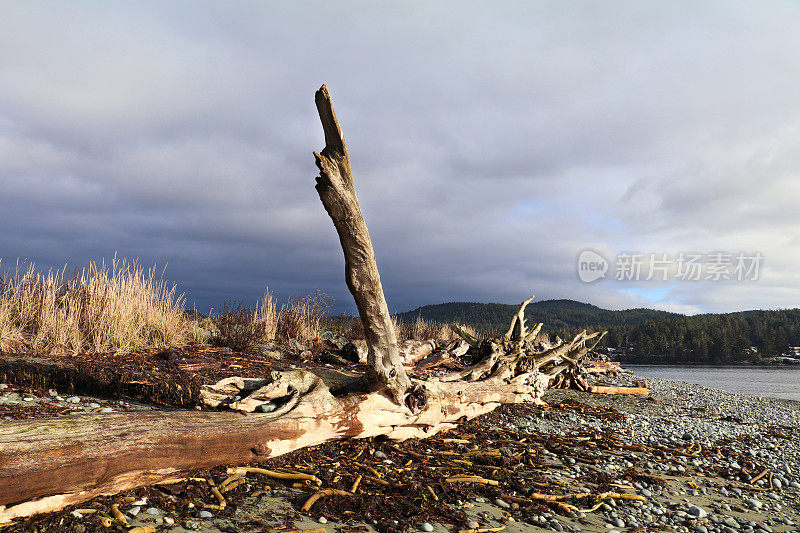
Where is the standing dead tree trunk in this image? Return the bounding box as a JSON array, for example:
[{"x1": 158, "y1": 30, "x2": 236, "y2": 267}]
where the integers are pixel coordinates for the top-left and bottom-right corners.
[
  {"x1": 0, "y1": 86, "x2": 603, "y2": 522},
  {"x1": 312, "y1": 85, "x2": 417, "y2": 408}
]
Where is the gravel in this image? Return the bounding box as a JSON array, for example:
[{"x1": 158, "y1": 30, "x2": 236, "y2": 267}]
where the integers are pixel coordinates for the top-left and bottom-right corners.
[{"x1": 492, "y1": 374, "x2": 800, "y2": 533}]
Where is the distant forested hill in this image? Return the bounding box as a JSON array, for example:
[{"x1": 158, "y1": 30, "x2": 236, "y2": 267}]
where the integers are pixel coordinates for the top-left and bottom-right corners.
[
  {"x1": 396, "y1": 299, "x2": 676, "y2": 334},
  {"x1": 613, "y1": 309, "x2": 800, "y2": 363},
  {"x1": 396, "y1": 300, "x2": 800, "y2": 363}
]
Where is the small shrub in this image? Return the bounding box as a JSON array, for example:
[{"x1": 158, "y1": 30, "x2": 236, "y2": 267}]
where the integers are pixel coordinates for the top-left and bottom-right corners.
[
  {"x1": 212, "y1": 299, "x2": 266, "y2": 352},
  {"x1": 346, "y1": 317, "x2": 365, "y2": 341},
  {"x1": 275, "y1": 289, "x2": 333, "y2": 346}
]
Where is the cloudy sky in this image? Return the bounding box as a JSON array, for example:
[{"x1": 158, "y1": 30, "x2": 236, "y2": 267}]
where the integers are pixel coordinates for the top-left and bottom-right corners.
[{"x1": 2, "y1": 1, "x2": 799, "y2": 315}]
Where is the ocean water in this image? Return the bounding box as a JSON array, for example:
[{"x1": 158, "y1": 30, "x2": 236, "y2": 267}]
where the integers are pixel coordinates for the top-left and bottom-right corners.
[{"x1": 627, "y1": 365, "x2": 800, "y2": 402}]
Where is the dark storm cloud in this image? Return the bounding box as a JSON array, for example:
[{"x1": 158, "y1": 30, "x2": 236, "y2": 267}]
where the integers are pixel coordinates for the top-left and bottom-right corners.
[{"x1": 2, "y1": 1, "x2": 800, "y2": 314}]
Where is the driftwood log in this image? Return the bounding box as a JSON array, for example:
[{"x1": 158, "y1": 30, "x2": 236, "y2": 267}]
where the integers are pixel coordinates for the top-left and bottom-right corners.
[{"x1": 0, "y1": 85, "x2": 602, "y2": 521}]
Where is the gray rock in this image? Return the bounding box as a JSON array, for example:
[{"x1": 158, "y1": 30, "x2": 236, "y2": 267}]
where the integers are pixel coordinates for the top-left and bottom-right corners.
[
  {"x1": 128, "y1": 506, "x2": 141, "y2": 516},
  {"x1": 374, "y1": 450, "x2": 387, "y2": 459},
  {"x1": 292, "y1": 340, "x2": 308, "y2": 352},
  {"x1": 256, "y1": 403, "x2": 277, "y2": 413},
  {"x1": 744, "y1": 498, "x2": 762, "y2": 509},
  {"x1": 317, "y1": 517, "x2": 328, "y2": 524},
  {"x1": 198, "y1": 510, "x2": 213, "y2": 519},
  {"x1": 254, "y1": 344, "x2": 283, "y2": 360},
  {"x1": 145, "y1": 507, "x2": 161, "y2": 515},
  {"x1": 65, "y1": 396, "x2": 81, "y2": 404},
  {"x1": 688, "y1": 505, "x2": 708, "y2": 518},
  {"x1": 420, "y1": 522, "x2": 434, "y2": 532},
  {"x1": 723, "y1": 517, "x2": 741, "y2": 529},
  {"x1": 495, "y1": 498, "x2": 510, "y2": 508},
  {"x1": 99, "y1": 407, "x2": 114, "y2": 413}
]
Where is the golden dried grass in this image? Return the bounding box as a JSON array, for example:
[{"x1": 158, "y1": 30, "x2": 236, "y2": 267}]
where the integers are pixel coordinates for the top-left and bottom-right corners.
[{"x1": 0, "y1": 256, "x2": 191, "y2": 355}]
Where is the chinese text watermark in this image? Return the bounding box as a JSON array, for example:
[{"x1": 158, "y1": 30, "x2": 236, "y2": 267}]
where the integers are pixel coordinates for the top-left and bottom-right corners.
[{"x1": 577, "y1": 250, "x2": 762, "y2": 283}]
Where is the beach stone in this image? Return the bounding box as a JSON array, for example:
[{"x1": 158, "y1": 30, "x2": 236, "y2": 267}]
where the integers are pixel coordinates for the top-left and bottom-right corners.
[
  {"x1": 495, "y1": 498, "x2": 510, "y2": 508},
  {"x1": 128, "y1": 506, "x2": 141, "y2": 516},
  {"x1": 66, "y1": 396, "x2": 81, "y2": 404},
  {"x1": 164, "y1": 517, "x2": 175, "y2": 525},
  {"x1": 198, "y1": 510, "x2": 213, "y2": 518},
  {"x1": 256, "y1": 403, "x2": 277, "y2": 413},
  {"x1": 374, "y1": 450, "x2": 387, "y2": 459},
  {"x1": 744, "y1": 498, "x2": 762, "y2": 509},
  {"x1": 420, "y1": 522, "x2": 434, "y2": 532},
  {"x1": 688, "y1": 505, "x2": 708, "y2": 518},
  {"x1": 99, "y1": 407, "x2": 114, "y2": 413},
  {"x1": 723, "y1": 517, "x2": 741, "y2": 528},
  {"x1": 317, "y1": 517, "x2": 328, "y2": 524},
  {"x1": 132, "y1": 498, "x2": 147, "y2": 506},
  {"x1": 145, "y1": 507, "x2": 160, "y2": 515},
  {"x1": 292, "y1": 340, "x2": 308, "y2": 352},
  {"x1": 467, "y1": 521, "x2": 479, "y2": 529},
  {"x1": 474, "y1": 497, "x2": 485, "y2": 503}
]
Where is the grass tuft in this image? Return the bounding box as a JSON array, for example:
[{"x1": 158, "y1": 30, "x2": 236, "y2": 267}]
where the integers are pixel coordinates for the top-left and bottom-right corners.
[{"x1": 0, "y1": 257, "x2": 191, "y2": 355}]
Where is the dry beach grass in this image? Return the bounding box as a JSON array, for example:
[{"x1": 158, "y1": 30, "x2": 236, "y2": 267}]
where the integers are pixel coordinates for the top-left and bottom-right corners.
[
  {"x1": 0, "y1": 257, "x2": 190, "y2": 355},
  {"x1": 0, "y1": 257, "x2": 470, "y2": 358}
]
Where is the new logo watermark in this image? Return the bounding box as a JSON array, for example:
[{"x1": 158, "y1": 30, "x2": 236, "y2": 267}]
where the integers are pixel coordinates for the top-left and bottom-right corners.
[
  {"x1": 577, "y1": 250, "x2": 763, "y2": 283},
  {"x1": 577, "y1": 250, "x2": 609, "y2": 282}
]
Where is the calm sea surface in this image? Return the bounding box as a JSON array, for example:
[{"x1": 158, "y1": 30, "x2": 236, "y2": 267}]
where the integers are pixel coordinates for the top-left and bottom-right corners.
[{"x1": 627, "y1": 365, "x2": 800, "y2": 402}]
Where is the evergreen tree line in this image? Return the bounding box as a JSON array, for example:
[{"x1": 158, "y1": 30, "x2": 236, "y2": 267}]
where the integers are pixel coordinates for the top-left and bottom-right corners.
[
  {"x1": 398, "y1": 300, "x2": 800, "y2": 364},
  {"x1": 593, "y1": 309, "x2": 800, "y2": 364}
]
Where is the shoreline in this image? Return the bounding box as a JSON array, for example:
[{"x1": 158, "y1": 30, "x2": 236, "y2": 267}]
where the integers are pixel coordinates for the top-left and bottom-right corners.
[{"x1": 2, "y1": 371, "x2": 799, "y2": 532}]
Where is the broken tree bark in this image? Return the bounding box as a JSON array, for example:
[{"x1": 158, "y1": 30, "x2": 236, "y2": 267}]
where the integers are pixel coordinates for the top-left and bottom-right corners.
[
  {"x1": 313, "y1": 85, "x2": 415, "y2": 408},
  {"x1": 0, "y1": 85, "x2": 604, "y2": 522}
]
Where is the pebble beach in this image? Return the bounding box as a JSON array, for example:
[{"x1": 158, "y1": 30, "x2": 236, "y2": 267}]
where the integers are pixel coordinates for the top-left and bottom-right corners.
[{"x1": 1, "y1": 372, "x2": 799, "y2": 533}]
